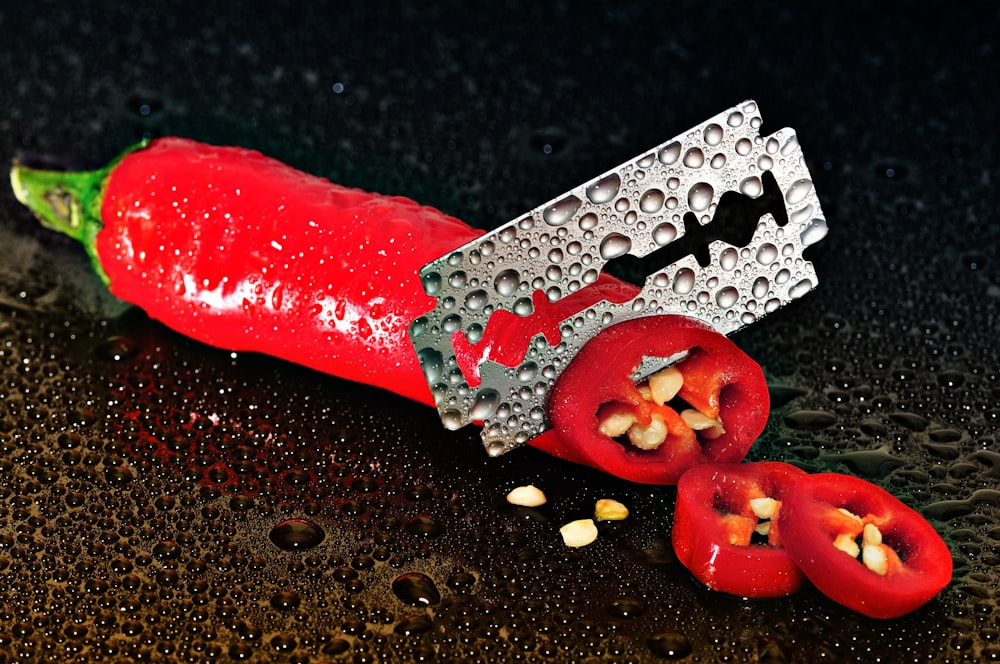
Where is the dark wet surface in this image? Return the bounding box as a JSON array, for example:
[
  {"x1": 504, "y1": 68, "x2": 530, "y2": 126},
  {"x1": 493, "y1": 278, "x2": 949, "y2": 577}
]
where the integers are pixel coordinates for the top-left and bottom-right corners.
[{"x1": 1, "y1": 2, "x2": 998, "y2": 661}]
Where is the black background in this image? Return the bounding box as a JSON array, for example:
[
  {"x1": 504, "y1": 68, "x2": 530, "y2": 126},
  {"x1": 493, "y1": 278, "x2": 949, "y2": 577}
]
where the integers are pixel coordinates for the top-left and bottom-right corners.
[{"x1": 1, "y1": 2, "x2": 997, "y2": 662}]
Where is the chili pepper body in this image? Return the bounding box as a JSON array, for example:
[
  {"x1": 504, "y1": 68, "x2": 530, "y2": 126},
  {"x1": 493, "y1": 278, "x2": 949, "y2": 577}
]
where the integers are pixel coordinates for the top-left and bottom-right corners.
[
  {"x1": 536, "y1": 315, "x2": 769, "y2": 484},
  {"x1": 672, "y1": 461, "x2": 808, "y2": 598},
  {"x1": 12, "y1": 138, "x2": 483, "y2": 406},
  {"x1": 777, "y1": 473, "x2": 952, "y2": 619}
]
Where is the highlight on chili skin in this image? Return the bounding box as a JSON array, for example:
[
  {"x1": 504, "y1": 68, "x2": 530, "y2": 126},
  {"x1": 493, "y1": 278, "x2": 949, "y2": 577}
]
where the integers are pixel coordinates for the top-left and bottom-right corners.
[{"x1": 535, "y1": 315, "x2": 770, "y2": 485}]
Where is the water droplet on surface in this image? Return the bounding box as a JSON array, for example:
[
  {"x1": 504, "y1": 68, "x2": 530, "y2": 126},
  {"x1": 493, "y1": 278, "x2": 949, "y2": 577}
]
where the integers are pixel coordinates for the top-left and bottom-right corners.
[
  {"x1": 579, "y1": 212, "x2": 598, "y2": 231},
  {"x1": 673, "y1": 268, "x2": 696, "y2": 294},
  {"x1": 647, "y1": 631, "x2": 693, "y2": 659},
  {"x1": 683, "y1": 148, "x2": 705, "y2": 168},
  {"x1": 800, "y1": 218, "x2": 828, "y2": 246},
  {"x1": 710, "y1": 153, "x2": 727, "y2": 169},
  {"x1": 735, "y1": 137, "x2": 752, "y2": 155},
  {"x1": 421, "y1": 271, "x2": 442, "y2": 295},
  {"x1": 756, "y1": 243, "x2": 778, "y2": 264},
  {"x1": 688, "y1": 183, "x2": 714, "y2": 212},
  {"x1": 719, "y1": 248, "x2": 739, "y2": 271},
  {"x1": 494, "y1": 269, "x2": 520, "y2": 297},
  {"x1": 269, "y1": 590, "x2": 301, "y2": 611},
  {"x1": 586, "y1": 173, "x2": 621, "y2": 204},
  {"x1": 640, "y1": 189, "x2": 666, "y2": 213},
  {"x1": 391, "y1": 573, "x2": 441, "y2": 606},
  {"x1": 739, "y1": 176, "x2": 762, "y2": 197},
  {"x1": 785, "y1": 178, "x2": 813, "y2": 205},
  {"x1": 543, "y1": 195, "x2": 582, "y2": 226},
  {"x1": 716, "y1": 287, "x2": 738, "y2": 309},
  {"x1": 418, "y1": 348, "x2": 443, "y2": 383},
  {"x1": 752, "y1": 277, "x2": 769, "y2": 299},
  {"x1": 703, "y1": 123, "x2": 724, "y2": 145},
  {"x1": 658, "y1": 141, "x2": 681, "y2": 165},
  {"x1": 469, "y1": 389, "x2": 500, "y2": 420},
  {"x1": 784, "y1": 410, "x2": 838, "y2": 430},
  {"x1": 405, "y1": 515, "x2": 444, "y2": 538},
  {"x1": 653, "y1": 223, "x2": 677, "y2": 246},
  {"x1": 788, "y1": 279, "x2": 813, "y2": 299},
  {"x1": 727, "y1": 111, "x2": 744, "y2": 127},
  {"x1": 95, "y1": 336, "x2": 138, "y2": 361},
  {"x1": 395, "y1": 613, "x2": 434, "y2": 635},
  {"x1": 599, "y1": 233, "x2": 632, "y2": 260},
  {"x1": 464, "y1": 289, "x2": 489, "y2": 311},
  {"x1": 268, "y1": 519, "x2": 326, "y2": 550}
]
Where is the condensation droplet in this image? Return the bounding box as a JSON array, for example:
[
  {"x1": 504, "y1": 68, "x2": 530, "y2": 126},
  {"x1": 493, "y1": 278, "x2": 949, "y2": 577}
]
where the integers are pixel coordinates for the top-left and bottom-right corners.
[
  {"x1": 789, "y1": 278, "x2": 814, "y2": 298},
  {"x1": 673, "y1": 268, "x2": 695, "y2": 294},
  {"x1": 469, "y1": 389, "x2": 501, "y2": 420},
  {"x1": 735, "y1": 137, "x2": 752, "y2": 156},
  {"x1": 727, "y1": 111, "x2": 744, "y2": 127},
  {"x1": 683, "y1": 147, "x2": 705, "y2": 168},
  {"x1": 752, "y1": 276, "x2": 769, "y2": 299},
  {"x1": 268, "y1": 519, "x2": 326, "y2": 550},
  {"x1": 391, "y1": 573, "x2": 441, "y2": 606},
  {"x1": 640, "y1": 189, "x2": 665, "y2": 213},
  {"x1": 586, "y1": 173, "x2": 621, "y2": 204},
  {"x1": 494, "y1": 269, "x2": 520, "y2": 297},
  {"x1": 464, "y1": 289, "x2": 489, "y2": 311},
  {"x1": 801, "y1": 218, "x2": 828, "y2": 247},
  {"x1": 418, "y1": 348, "x2": 443, "y2": 383},
  {"x1": 688, "y1": 183, "x2": 714, "y2": 212},
  {"x1": 756, "y1": 243, "x2": 778, "y2": 264},
  {"x1": 719, "y1": 248, "x2": 738, "y2": 271},
  {"x1": 716, "y1": 287, "x2": 739, "y2": 309},
  {"x1": 579, "y1": 212, "x2": 598, "y2": 231},
  {"x1": 543, "y1": 195, "x2": 582, "y2": 226},
  {"x1": 758, "y1": 155, "x2": 774, "y2": 171},
  {"x1": 785, "y1": 178, "x2": 814, "y2": 205},
  {"x1": 739, "y1": 176, "x2": 762, "y2": 197},
  {"x1": 599, "y1": 233, "x2": 632, "y2": 259},
  {"x1": 653, "y1": 223, "x2": 677, "y2": 246},
  {"x1": 421, "y1": 271, "x2": 442, "y2": 295},
  {"x1": 710, "y1": 153, "x2": 727, "y2": 169},
  {"x1": 658, "y1": 141, "x2": 681, "y2": 165},
  {"x1": 703, "y1": 123, "x2": 724, "y2": 146}
]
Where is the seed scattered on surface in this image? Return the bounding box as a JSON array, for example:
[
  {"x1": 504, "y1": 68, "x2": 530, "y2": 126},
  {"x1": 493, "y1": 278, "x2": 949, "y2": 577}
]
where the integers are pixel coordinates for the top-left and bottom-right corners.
[
  {"x1": 506, "y1": 485, "x2": 547, "y2": 507},
  {"x1": 595, "y1": 498, "x2": 629, "y2": 521},
  {"x1": 560, "y1": 519, "x2": 599, "y2": 547}
]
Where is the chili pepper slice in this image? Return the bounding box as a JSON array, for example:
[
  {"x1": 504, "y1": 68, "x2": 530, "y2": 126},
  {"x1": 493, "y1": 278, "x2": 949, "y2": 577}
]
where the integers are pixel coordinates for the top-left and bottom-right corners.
[
  {"x1": 10, "y1": 138, "x2": 484, "y2": 406},
  {"x1": 777, "y1": 473, "x2": 952, "y2": 619},
  {"x1": 534, "y1": 315, "x2": 769, "y2": 484},
  {"x1": 671, "y1": 461, "x2": 808, "y2": 598}
]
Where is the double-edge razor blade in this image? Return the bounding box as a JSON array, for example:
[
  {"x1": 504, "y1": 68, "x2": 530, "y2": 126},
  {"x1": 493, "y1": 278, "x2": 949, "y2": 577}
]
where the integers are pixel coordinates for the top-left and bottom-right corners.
[{"x1": 409, "y1": 100, "x2": 828, "y2": 456}]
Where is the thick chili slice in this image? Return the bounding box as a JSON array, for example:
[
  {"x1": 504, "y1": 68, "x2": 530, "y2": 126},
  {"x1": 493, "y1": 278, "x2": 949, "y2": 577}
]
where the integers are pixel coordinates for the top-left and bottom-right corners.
[
  {"x1": 534, "y1": 315, "x2": 769, "y2": 484},
  {"x1": 777, "y1": 473, "x2": 952, "y2": 619},
  {"x1": 672, "y1": 461, "x2": 808, "y2": 598}
]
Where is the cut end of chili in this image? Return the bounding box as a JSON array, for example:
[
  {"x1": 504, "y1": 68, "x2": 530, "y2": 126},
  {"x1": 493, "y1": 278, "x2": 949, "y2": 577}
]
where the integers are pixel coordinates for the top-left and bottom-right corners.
[{"x1": 534, "y1": 315, "x2": 769, "y2": 485}]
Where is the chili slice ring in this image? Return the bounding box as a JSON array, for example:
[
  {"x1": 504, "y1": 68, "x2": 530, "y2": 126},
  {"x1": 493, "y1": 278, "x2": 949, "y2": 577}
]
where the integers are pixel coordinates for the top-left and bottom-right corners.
[
  {"x1": 535, "y1": 315, "x2": 769, "y2": 485},
  {"x1": 673, "y1": 461, "x2": 808, "y2": 598},
  {"x1": 777, "y1": 473, "x2": 953, "y2": 619}
]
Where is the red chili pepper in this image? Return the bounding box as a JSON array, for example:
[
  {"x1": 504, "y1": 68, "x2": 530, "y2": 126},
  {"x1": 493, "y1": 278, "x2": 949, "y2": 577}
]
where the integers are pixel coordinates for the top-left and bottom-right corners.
[
  {"x1": 12, "y1": 139, "x2": 771, "y2": 487},
  {"x1": 776, "y1": 473, "x2": 952, "y2": 619},
  {"x1": 10, "y1": 138, "x2": 483, "y2": 406},
  {"x1": 533, "y1": 315, "x2": 770, "y2": 484},
  {"x1": 671, "y1": 461, "x2": 808, "y2": 598}
]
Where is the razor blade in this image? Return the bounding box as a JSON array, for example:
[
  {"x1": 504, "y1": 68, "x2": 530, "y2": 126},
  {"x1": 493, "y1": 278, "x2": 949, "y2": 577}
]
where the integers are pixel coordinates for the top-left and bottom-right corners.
[{"x1": 409, "y1": 100, "x2": 827, "y2": 456}]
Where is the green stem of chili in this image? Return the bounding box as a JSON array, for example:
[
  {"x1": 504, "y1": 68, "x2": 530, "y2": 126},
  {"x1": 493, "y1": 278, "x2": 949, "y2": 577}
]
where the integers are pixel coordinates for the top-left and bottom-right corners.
[{"x1": 9, "y1": 140, "x2": 150, "y2": 285}]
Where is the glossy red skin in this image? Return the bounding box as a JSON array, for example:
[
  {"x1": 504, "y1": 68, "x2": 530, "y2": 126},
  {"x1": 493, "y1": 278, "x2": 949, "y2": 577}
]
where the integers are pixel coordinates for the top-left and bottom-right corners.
[
  {"x1": 672, "y1": 461, "x2": 808, "y2": 598},
  {"x1": 97, "y1": 138, "x2": 483, "y2": 406},
  {"x1": 777, "y1": 473, "x2": 953, "y2": 619},
  {"x1": 536, "y1": 315, "x2": 770, "y2": 484}
]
